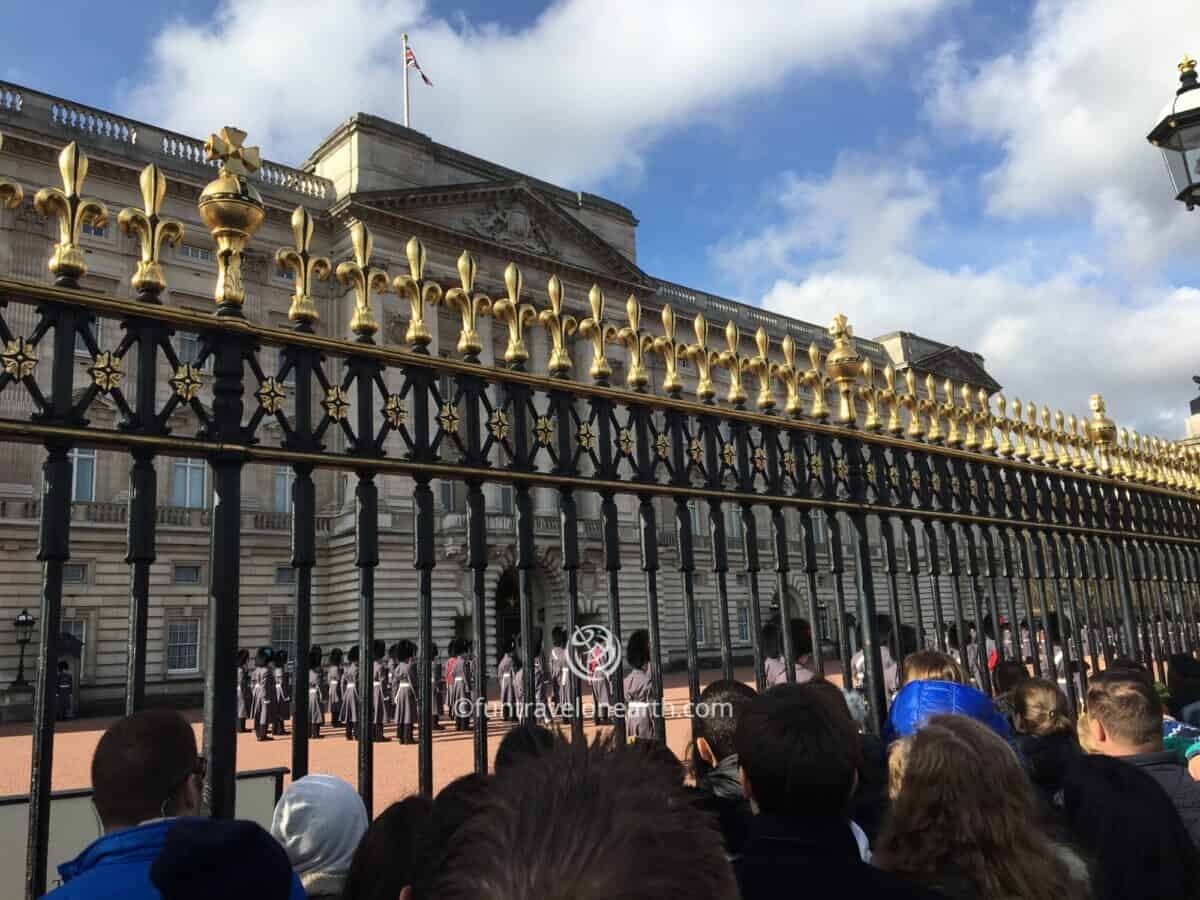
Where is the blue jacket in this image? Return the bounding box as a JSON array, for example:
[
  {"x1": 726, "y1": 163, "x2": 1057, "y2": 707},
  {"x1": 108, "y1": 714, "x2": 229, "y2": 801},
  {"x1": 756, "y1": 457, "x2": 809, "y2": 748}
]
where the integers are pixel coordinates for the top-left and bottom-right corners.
[
  {"x1": 884, "y1": 679, "x2": 1012, "y2": 744},
  {"x1": 48, "y1": 818, "x2": 305, "y2": 899}
]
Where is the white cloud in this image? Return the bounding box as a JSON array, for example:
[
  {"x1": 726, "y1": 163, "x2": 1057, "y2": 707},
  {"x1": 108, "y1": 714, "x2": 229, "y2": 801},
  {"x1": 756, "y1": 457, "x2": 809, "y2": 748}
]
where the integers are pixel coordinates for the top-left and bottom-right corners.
[
  {"x1": 123, "y1": 0, "x2": 950, "y2": 187},
  {"x1": 720, "y1": 153, "x2": 1198, "y2": 438},
  {"x1": 926, "y1": 0, "x2": 1196, "y2": 271}
]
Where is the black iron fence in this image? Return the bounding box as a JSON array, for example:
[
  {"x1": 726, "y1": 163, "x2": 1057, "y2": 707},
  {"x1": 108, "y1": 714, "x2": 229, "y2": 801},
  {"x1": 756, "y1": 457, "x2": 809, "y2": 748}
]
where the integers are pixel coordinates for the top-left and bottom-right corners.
[{"x1": 5, "y1": 137, "x2": 1200, "y2": 897}]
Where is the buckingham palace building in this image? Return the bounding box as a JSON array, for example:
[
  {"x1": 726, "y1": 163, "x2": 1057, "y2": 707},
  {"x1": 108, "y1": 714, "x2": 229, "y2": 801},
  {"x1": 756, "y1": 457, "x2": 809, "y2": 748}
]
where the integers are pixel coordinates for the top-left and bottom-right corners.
[{"x1": 0, "y1": 83, "x2": 1005, "y2": 712}]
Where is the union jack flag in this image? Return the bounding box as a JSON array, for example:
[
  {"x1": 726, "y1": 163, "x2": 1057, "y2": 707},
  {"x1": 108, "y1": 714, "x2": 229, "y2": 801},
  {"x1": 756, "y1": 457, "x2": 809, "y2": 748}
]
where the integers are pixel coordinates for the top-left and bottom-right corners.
[{"x1": 405, "y1": 46, "x2": 433, "y2": 86}]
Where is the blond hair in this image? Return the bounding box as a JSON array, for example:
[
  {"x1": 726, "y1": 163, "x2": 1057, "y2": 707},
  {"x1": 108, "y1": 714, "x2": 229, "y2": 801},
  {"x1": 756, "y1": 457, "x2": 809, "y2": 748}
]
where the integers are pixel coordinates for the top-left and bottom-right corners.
[
  {"x1": 900, "y1": 650, "x2": 968, "y2": 687},
  {"x1": 1013, "y1": 678, "x2": 1074, "y2": 737},
  {"x1": 887, "y1": 736, "x2": 913, "y2": 801}
]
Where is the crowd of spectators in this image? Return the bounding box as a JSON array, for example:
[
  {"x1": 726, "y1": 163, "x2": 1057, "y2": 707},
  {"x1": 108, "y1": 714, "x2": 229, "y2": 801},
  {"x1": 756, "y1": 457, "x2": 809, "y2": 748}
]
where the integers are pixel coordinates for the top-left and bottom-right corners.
[{"x1": 43, "y1": 646, "x2": 1200, "y2": 900}]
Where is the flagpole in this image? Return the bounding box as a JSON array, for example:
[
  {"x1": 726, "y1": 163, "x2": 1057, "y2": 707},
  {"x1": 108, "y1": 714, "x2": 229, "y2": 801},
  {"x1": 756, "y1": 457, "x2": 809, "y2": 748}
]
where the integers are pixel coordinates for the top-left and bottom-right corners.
[{"x1": 402, "y1": 32, "x2": 411, "y2": 128}]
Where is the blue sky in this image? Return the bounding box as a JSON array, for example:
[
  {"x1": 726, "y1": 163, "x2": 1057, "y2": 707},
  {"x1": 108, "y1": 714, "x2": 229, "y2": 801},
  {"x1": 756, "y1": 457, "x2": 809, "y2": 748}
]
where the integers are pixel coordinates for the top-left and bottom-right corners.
[{"x1": 4, "y1": 0, "x2": 1197, "y2": 435}]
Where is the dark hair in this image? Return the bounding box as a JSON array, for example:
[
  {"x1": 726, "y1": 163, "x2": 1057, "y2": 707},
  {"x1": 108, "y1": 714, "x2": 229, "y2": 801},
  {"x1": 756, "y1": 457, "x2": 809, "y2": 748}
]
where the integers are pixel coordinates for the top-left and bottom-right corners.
[
  {"x1": 343, "y1": 795, "x2": 433, "y2": 900},
  {"x1": 627, "y1": 738, "x2": 685, "y2": 782},
  {"x1": 255, "y1": 648, "x2": 270, "y2": 667},
  {"x1": 551, "y1": 626, "x2": 566, "y2": 649},
  {"x1": 412, "y1": 773, "x2": 493, "y2": 896},
  {"x1": 428, "y1": 739, "x2": 738, "y2": 900},
  {"x1": 734, "y1": 683, "x2": 862, "y2": 818},
  {"x1": 309, "y1": 645, "x2": 323, "y2": 670},
  {"x1": 398, "y1": 639, "x2": 416, "y2": 662},
  {"x1": 373, "y1": 639, "x2": 386, "y2": 661},
  {"x1": 1060, "y1": 754, "x2": 1200, "y2": 900},
  {"x1": 693, "y1": 679, "x2": 757, "y2": 773},
  {"x1": 348, "y1": 645, "x2": 360, "y2": 663},
  {"x1": 790, "y1": 619, "x2": 813, "y2": 658},
  {"x1": 1086, "y1": 669, "x2": 1163, "y2": 748},
  {"x1": 329, "y1": 647, "x2": 343, "y2": 666},
  {"x1": 237, "y1": 649, "x2": 249, "y2": 666},
  {"x1": 993, "y1": 659, "x2": 1031, "y2": 694},
  {"x1": 1013, "y1": 678, "x2": 1073, "y2": 737},
  {"x1": 388, "y1": 642, "x2": 401, "y2": 662},
  {"x1": 761, "y1": 622, "x2": 782, "y2": 659},
  {"x1": 626, "y1": 629, "x2": 650, "y2": 670},
  {"x1": 58, "y1": 660, "x2": 69, "y2": 672},
  {"x1": 495, "y1": 723, "x2": 558, "y2": 773},
  {"x1": 92, "y1": 709, "x2": 198, "y2": 829}
]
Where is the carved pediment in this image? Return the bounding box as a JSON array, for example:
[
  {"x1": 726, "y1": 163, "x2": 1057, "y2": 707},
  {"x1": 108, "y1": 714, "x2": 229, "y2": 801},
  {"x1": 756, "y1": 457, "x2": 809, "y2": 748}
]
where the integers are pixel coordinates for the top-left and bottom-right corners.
[
  {"x1": 907, "y1": 345, "x2": 1001, "y2": 394},
  {"x1": 463, "y1": 199, "x2": 560, "y2": 260}
]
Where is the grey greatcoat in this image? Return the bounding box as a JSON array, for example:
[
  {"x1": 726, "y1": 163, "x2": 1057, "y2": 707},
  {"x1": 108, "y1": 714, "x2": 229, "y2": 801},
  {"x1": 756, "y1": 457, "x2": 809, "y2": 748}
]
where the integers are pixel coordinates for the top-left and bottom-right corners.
[
  {"x1": 341, "y1": 662, "x2": 359, "y2": 724},
  {"x1": 624, "y1": 665, "x2": 655, "y2": 740},
  {"x1": 498, "y1": 654, "x2": 516, "y2": 712},
  {"x1": 326, "y1": 664, "x2": 342, "y2": 722},
  {"x1": 446, "y1": 655, "x2": 472, "y2": 719},
  {"x1": 308, "y1": 669, "x2": 324, "y2": 725},
  {"x1": 236, "y1": 664, "x2": 251, "y2": 719},
  {"x1": 590, "y1": 651, "x2": 612, "y2": 714},
  {"x1": 371, "y1": 660, "x2": 388, "y2": 725},
  {"x1": 393, "y1": 660, "x2": 417, "y2": 725},
  {"x1": 250, "y1": 665, "x2": 272, "y2": 724}
]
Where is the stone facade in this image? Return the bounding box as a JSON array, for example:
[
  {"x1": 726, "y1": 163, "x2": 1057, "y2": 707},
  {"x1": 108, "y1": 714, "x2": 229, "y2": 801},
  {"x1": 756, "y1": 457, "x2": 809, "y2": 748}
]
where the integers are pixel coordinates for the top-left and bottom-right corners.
[{"x1": 0, "y1": 83, "x2": 1003, "y2": 710}]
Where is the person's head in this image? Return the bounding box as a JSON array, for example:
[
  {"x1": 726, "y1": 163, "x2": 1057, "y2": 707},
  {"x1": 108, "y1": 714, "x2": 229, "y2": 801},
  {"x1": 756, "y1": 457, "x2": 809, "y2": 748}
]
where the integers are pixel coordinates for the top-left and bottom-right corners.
[
  {"x1": 1060, "y1": 754, "x2": 1200, "y2": 900},
  {"x1": 256, "y1": 647, "x2": 270, "y2": 668},
  {"x1": 886, "y1": 736, "x2": 913, "y2": 801},
  {"x1": 625, "y1": 629, "x2": 650, "y2": 670},
  {"x1": 91, "y1": 709, "x2": 202, "y2": 831},
  {"x1": 430, "y1": 641, "x2": 439, "y2": 659},
  {"x1": 348, "y1": 645, "x2": 360, "y2": 664},
  {"x1": 761, "y1": 622, "x2": 782, "y2": 659},
  {"x1": 373, "y1": 639, "x2": 386, "y2": 662},
  {"x1": 237, "y1": 649, "x2": 249, "y2": 667},
  {"x1": 342, "y1": 795, "x2": 432, "y2": 900},
  {"x1": 494, "y1": 722, "x2": 558, "y2": 773},
  {"x1": 428, "y1": 740, "x2": 738, "y2": 900},
  {"x1": 790, "y1": 618, "x2": 813, "y2": 658},
  {"x1": 552, "y1": 626, "x2": 566, "y2": 649},
  {"x1": 270, "y1": 774, "x2": 368, "y2": 889},
  {"x1": 734, "y1": 683, "x2": 862, "y2": 819},
  {"x1": 1013, "y1": 678, "x2": 1074, "y2": 738},
  {"x1": 692, "y1": 679, "x2": 757, "y2": 777},
  {"x1": 329, "y1": 647, "x2": 343, "y2": 666},
  {"x1": 993, "y1": 658, "x2": 1031, "y2": 694},
  {"x1": 1085, "y1": 669, "x2": 1163, "y2": 756},
  {"x1": 627, "y1": 737, "x2": 685, "y2": 783},
  {"x1": 874, "y1": 715, "x2": 1088, "y2": 900},
  {"x1": 150, "y1": 818, "x2": 298, "y2": 900},
  {"x1": 388, "y1": 642, "x2": 400, "y2": 663},
  {"x1": 411, "y1": 773, "x2": 495, "y2": 897},
  {"x1": 900, "y1": 650, "x2": 968, "y2": 686},
  {"x1": 309, "y1": 645, "x2": 323, "y2": 671},
  {"x1": 399, "y1": 639, "x2": 416, "y2": 663}
]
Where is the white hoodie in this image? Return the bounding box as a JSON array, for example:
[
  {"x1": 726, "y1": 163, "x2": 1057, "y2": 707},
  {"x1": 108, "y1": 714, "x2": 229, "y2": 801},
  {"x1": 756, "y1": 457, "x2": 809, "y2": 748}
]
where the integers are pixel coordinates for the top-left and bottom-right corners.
[{"x1": 270, "y1": 774, "x2": 368, "y2": 898}]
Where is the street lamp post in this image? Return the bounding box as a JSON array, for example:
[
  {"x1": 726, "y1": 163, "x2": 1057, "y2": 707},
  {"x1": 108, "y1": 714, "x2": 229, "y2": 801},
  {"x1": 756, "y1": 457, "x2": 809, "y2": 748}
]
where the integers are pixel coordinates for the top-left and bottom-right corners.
[
  {"x1": 12, "y1": 609, "x2": 34, "y2": 688},
  {"x1": 1148, "y1": 56, "x2": 1200, "y2": 208}
]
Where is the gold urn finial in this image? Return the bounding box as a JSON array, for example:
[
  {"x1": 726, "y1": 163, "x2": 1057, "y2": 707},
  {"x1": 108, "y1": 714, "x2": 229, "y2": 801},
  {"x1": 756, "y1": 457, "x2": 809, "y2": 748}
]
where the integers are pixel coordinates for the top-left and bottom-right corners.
[
  {"x1": 615, "y1": 294, "x2": 652, "y2": 390},
  {"x1": 491, "y1": 262, "x2": 538, "y2": 367},
  {"x1": 34, "y1": 142, "x2": 108, "y2": 284},
  {"x1": 392, "y1": 236, "x2": 443, "y2": 350},
  {"x1": 651, "y1": 305, "x2": 687, "y2": 397},
  {"x1": 1087, "y1": 393, "x2": 1117, "y2": 474},
  {"x1": 336, "y1": 221, "x2": 389, "y2": 338},
  {"x1": 715, "y1": 320, "x2": 748, "y2": 407},
  {"x1": 274, "y1": 206, "x2": 329, "y2": 324},
  {"x1": 437, "y1": 251, "x2": 492, "y2": 360},
  {"x1": 0, "y1": 134, "x2": 24, "y2": 212},
  {"x1": 1182, "y1": 55, "x2": 1197, "y2": 74},
  {"x1": 686, "y1": 314, "x2": 718, "y2": 403},
  {"x1": 118, "y1": 164, "x2": 184, "y2": 298},
  {"x1": 577, "y1": 284, "x2": 616, "y2": 381},
  {"x1": 538, "y1": 274, "x2": 578, "y2": 376},
  {"x1": 198, "y1": 126, "x2": 264, "y2": 313},
  {"x1": 824, "y1": 312, "x2": 862, "y2": 425}
]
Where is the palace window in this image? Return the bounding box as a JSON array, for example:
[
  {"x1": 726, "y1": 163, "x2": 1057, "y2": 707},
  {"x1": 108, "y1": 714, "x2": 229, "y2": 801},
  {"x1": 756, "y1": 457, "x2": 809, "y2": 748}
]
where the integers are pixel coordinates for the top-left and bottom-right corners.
[
  {"x1": 61, "y1": 617, "x2": 86, "y2": 651},
  {"x1": 81, "y1": 219, "x2": 106, "y2": 238},
  {"x1": 173, "y1": 564, "x2": 202, "y2": 585},
  {"x1": 275, "y1": 567, "x2": 296, "y2": 586},
  {"x1": 497, "y1": 485, "x2": 514, "y2": 515},
  {"x1": 273, "y1": 465, "x2": 294, "y2": 513},
  {"x1": 737, "y1": 605, "x2": 751, "y2": 643},
  {"x1": 166, "y1": 618, "x2": 200, "y2": 673},
  {"x1": 68, "y1": 447, "x2": 96, "y2": 503},
  {"x1": 271, "y1": 614, "x2": 295, "y2": 663},
  {"x1": 74, "y1": 318, "x2": 100, "y2": 355},
  {"x1": 440, "y1": 479, "x2": 458, "y2": 513},
  {"x1": 63, "y1": 563, "x2": 88, "y2": 584},
  {"x1": 170, "y1": 457, "x2": 206, "y2": 508},
  {"x1": 180, "y1": 245, "x2": 213, "y2": 263},
  {"x1": 695, "y1": 604, "x2": 708, "y2": 645},
  {"x1": 726, "y1": 506, "x2": 743, "y2": 541},
  {"x1": 177, "y1": 332, "x2": 204, "y2": 367}
]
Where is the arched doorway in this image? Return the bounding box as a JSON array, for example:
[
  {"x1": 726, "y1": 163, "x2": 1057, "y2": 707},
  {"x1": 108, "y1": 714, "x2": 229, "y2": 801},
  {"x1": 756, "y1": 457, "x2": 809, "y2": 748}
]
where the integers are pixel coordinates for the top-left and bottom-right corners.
[
  {"x1": 494, "y1": 568, "x2": 520, "y2": 662},
  {"x1": 492, "y1": 564, "x2": 562, "y2": 663}
]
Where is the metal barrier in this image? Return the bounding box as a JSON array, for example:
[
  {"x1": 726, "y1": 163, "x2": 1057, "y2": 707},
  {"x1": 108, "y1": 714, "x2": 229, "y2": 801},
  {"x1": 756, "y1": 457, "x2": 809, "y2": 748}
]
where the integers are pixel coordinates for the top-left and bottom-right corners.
[{"x1": 3, "y1": 134, "x2": 1199, "y2": 897}]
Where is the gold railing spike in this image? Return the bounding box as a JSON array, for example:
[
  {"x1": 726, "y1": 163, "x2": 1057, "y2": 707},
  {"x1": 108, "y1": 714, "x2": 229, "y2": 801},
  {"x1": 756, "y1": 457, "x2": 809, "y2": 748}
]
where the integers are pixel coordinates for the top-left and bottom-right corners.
[
  {"x1": 614, "y1": 293, "x2": 651, "y2": 390},
  {"x1": 336, "y1": 220, "x2": 389, "y2": 338},
  {"x1": 1011, "y1": 396, "x2": 1029, "y2": 459},
  {"x1": 437, "y1": 250, "x2": 492, "y2": 360},
  {"x1": 747, "y1": 326, "x2": 775, "y2": 412},
  {"x1": 922, "y1": 374, "x2": 943, "y2": 443},
  {"x1": 34, "y1": 141, "x2": 108, "y2": 282},
  {"x1": 942, "y1": 378, "x2": 961, "y2": 447},
  {"x1": 391, "y1": 236, "x2": 442, "y2": 350},
  {"x1": 977, "y1": 388, "x2": 996, "y2": 453},
  {"x1": 715, "y1": 320, "x2": 748, "y2": 407},
  {"x1": 651, "y1": 304, "x2": 687, "y2": 397},
  {"x1": 899, "y1": 368, "x2": 923, "y2": 438},
  {"x1": 883, "y1": 365, "x2": 902, "y2": 435},
  {"x1": 1025, "y1": 401, "x2": 1043, "y2": 463},
  {"x1": 0, "y1": 134, "x2": 24, "y2": 211},
  {"x1": 491, "y1": 262, "x2": 538, "y2": 367},
  {"x1": 538, "y1": 274, "x2": 578, "y2": 376},
  {"x1": 686, "y1": 313, "x2": 718, "y2": 403},
  {"x1": 198, "y1": 127, "x2": 264, "y2": 312},
  {"x1": 857, "y1": 357, "x2": 882, "y2": 432},
  {"x1": 805, "y1": 341, "x2": 829, "y2": 421},
  {"x1": 273, "y1": 206, "x2": 329, "y2": 324},
  {"x1": 959, "y1": 383, "x2": 979, "y2": 450},
  {"x1": 577, "y1": 284, "x2": 615, "y2": 382},
  {"x1": 824, "y1": 313, "x2": 861, "y2": 425},
  {"x1": 995, "y1": 396, "x2": 1012, "y2": 457},
  {"x1": 771, "y1": 334, "x2": 803, "y2": 417},
  {"x1": 119, "y1": 163, "x2": 185, "y2": 298}
]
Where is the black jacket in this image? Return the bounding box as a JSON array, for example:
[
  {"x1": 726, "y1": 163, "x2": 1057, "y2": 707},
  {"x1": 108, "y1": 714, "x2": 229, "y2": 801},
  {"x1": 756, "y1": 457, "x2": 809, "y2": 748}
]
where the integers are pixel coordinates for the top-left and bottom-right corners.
[
  {"x1": 693, "y1": 755, "x2": 753, "y2": 858},
  {"x1": 1126, "y1": 750, "x2": 1200, "y2": 848},
  {"x1": 1015, "y1": 732, "x2": 1081, "y2": 805},
  {"x1": 734, "y1": 814, "x2": 945, "y2": 900}
]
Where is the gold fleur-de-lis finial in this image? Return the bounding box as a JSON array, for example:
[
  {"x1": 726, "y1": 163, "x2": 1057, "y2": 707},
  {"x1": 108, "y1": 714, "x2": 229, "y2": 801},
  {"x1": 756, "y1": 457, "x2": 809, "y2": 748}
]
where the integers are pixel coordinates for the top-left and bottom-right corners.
[
  {"x1": 392, "y1": 236, "x2": 443, "y2": 351},
  {"x1": 898, "y1": 368, "x2": 923, "y2": 438},
  {"x1": 491, "y1": 262, "x2": 538, "y2": 367},
  {"x1": 823, "y1": 313, "x2": 862, "y2": 425},
  {"x1": 1010, "y1": 396, "x2": 1029, "y2": 459},
  {"x1": 651, "y1": 305, "x2": 687, "y2": 396},
  {"x1": 857, "y1": 358, "x2": 882, "y2": 432},
  {"x1": 118, "y1": 164, "x2": 184, "y2": 298},
  {"x1": 715, "y1": 320, "x2": 749, "y2": 407},
  {"x1": 538, "y1": 274, "x2": 578, "y2": 376},
  {"x1": 977, "y1": 388, "x2": 996, "y2": 453},
  {"x1": 994, "y1": 395, "x2": 1013, "y2": 456},
  {"x1": 941, "y1": 379, "x2": 961, "y2": 447},
  {"x1": 685, "y1": 313, "x2": 719, "y2": 403},
  {"x1": 959, "y1": 384, "x2": 980, "y2": 450},
  {"x1": 0, "y1": 134, "x2": 24, "y2": 211},
  {"x1": 804, "y1": 342, "x2": 830, "y2": 421},
  {"x1": 880, "y1": 365, "x2": 902, "y2": 435},
  {"x1": 1181, "y1": 55, "x2": 1197, "y2": 73},
  {"x1": 1025, "y1": 401, "x2": 1044, "y2": 463},
  {"x1": 34, "y1": 142, "x2": 108, "y2": 283},
  {"x1": 616, "y1": 294, "x2": 653, "y2": 390},
  {"x1": 577, "y1": 284, "x2": 616, "y2": 382},
  {"x1": 771, "y1": 335, "x2": 803, "y2": 417},
  {"x1": 921, "y1": 374, "x2": 943, "y2": 443},
  {"x1": 436, "y1": 250, "x2": 492, "y2": 361},
  {"x1": 274, "y1": 206, "x2": 330, "y2": 325},
  {"x1": 747, "y1": 327, "x2": 776, "y2": 412},
  {"x1": 204, "y1": 126, "x2": 261, "y2": 177},
  {"x1": 336, "y1": 221, "x2": 389, "y2": 339}
]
